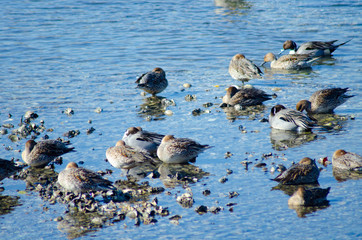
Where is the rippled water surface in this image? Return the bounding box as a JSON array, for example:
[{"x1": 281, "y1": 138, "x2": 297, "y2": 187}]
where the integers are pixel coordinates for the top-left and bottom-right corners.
[{"x1": 1, "y1": 0, "x2": 361, "y2": 239}]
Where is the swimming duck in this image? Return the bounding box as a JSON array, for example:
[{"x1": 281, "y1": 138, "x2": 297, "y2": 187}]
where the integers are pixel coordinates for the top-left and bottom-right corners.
[
  {"x1": 229, "y1": 54, "x2": 263, "y2": 82},
  {"x1": 222, "y1": 85, "x2": 273, "y2": 107},
  {"x1": 262, "y1": 52, "x2": 319, "y2": 70},
  {"x1": 157, "y1": 135, "x2": 212, "y2": 164},
  {"x1": 22, "y1": 139, "x2": 75, "y2": 168},
  {"x1": 136, "y1": 67, "x2": 168, "y2": 95},
  {"x1": 106, "y1": 140, "x2": 156, "y2": 169},
  {"x1": 288, "y1": 186, "x2": 330, "y2": 206},
  {"x1": 58, "y1": 162, "x2": 114, "y2": 194},
  {"x1": 296, "y1": 88, "x2": 354, "y2": 114},
  {"x1": 122, "y1": 127, "x2": 164, "y2": 155},
  {"x1": 332, "y1": 149, "x2": 362, "y2": 171},
  {"x1": 280, "y1": 39, "x2": 351, "y2": 57},
  {"x1": 269, "y1": 104, "x2": 316, "y2": 131}
]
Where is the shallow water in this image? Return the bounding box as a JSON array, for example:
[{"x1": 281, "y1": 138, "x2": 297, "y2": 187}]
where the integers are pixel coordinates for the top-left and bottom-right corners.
[{"x1": 0, "y1": 0, "x2": 361, "y2": 239}]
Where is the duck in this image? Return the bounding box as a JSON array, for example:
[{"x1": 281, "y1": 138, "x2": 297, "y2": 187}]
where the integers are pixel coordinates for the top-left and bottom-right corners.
[
  {"x1": 296, "y1": 88, "x2": 354, "y2": 114},
  {"x1": 122, "y1": 126, "x2": 164, "y2": 155},
  {"x1": 106, "y1": 140, "x2": 156, "y2": 169},
  {"x1": 22, "y1": 139, "x2": 75, "y2": 168},
  {"x1": 262, "y1": 52, "x2": 319, "y2": 70},
  {"x1": 272, "y1": 157, "x2": 320, "y2": 184},
  {"x1": 221, "y1": 85, "x2": 273, "y2": 107},
  {"x1": 136, "y1": 67, "x2": 168, "y2": 95},
  {"x1": 58, "y1": 162, "x2": 114, "y2": 194},
  {"x1": 332, "y1": 149, "x2": 362, "y2": 171},
  {"x1": 228, "y1": 54, "x2": 263, "y2": 82},
  {"x1": 269, "y1": 104, "x2": 316, "y2": 131},
  {"x1": 280, "y1": 39, "x2": 351, "y2": 57},
  {"x1": 157, "y1": 135, "x2": 212, "y2": 164},
  {"x1": 288, "y1": 186, "x2": 330, "y2": 206}
]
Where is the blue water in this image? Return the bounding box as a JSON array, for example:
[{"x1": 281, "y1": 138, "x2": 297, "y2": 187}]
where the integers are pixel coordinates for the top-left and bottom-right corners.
[{"x1": 0, "y1": 0, "x2": 361, "y2": 239}]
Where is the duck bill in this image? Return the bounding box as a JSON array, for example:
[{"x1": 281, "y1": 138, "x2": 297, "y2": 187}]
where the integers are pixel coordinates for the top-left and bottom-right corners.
[{"x1": 278, "y1": 49, "x2": 285, "y2": 56}]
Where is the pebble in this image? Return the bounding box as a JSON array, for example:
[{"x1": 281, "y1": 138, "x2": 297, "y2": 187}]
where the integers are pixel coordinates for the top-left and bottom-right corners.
[
  {"x1": 254, "y1": 162, "x2": 267, "y2": 168},
  {"x1": 219, "y1": 176, "x2": 228, "y2": 183},
  {"x1": 185, "y1": 94, "x2": 197, "y2": 101},
  {"x1": 94, "y1": 107, "x2": 103, "y2": 113},
  {"x1": 202, "y1": 189, "x2": 211, "y2": 196},
  {"x1": 2, "y1": 123, "x2": 14, "y2": 129},
  {"x1": 228, "y1": 191, "x2": 239, "y2": 198},
  {"x1": 195, "y1": 205, "x2": 208, "y2": 215},
  {"x1": 164, "y1": 110, "x2": 173, "y2": 116},
  {"x1": 0, "y1": 129, "x2": 8, "y2": 135},
  {"x1": 209, "y1": 206, "x2": 223, "y2": 214},
  {"x1": 183, "y1": 83, "x2": 191, "y2": 88},
  {"x1": 224, "y1": 152, "x2": 233, "y2": 159},
  {"x1": 226, "y1": 169, "x2": 233, "y2": 175},
  {"x1": 53, "y1": 216, "x2": 63, "y2": 222},
  {"x1": 63, "y1": 108, "x2": 74, "y2": 115}
]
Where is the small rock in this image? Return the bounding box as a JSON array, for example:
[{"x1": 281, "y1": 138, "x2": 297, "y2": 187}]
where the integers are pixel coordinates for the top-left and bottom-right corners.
[
  {"x1": 63, "y1": 108, "x2": 74, "y2": 116},
  {"x1": 2, "y1": 123, "x2": 14, "y2": 129},
  {"x1": 53, "y1": 216, "x2": 63, "y2": 222},
  {"x1": 195, "y1": 205, "x2": 208, "y2": 215},
  {"x1": 209, "y1": 206, "x2": 223, "y2": 214},
  {"x1": 219, "y1": 176, "x2": 228, "y2": 183},
  {"x1": 183, "y1": 83, "x2": 191, "y2": 88},
  {"x1": 224, "y1": 152, "x2": 233, "y2": 159},
  {"x1": 192, "y1": 108, "x2": 203, "y2": 116},
  {"x1": 86, "y1": 127, "x2": 95, "y2": 135},
  {"x1": 0, "y1": 129, "x2": 8, "y2": 135},
  {"x1": 94, "y1": 107, "x2": 103, "y2": 113},
  {"x1": 202, "y1": 189, "x2": 211, "y2": 196},
  {"x1": 254, "y1": 162, "x2": 266, "y2": 168},
  {"x1": 228, "y1": 191, "x2": 239, "y2": 198},
  {"x1": 164, "y1": 110, "x2": 173, "y2": 116},
  {"x1": 226, "y1": 169, "x2": 233, "y2": 175},
  {"x1": 203, "y1": 102, "x2": 213, "y2": 108},
  {"x1": 185, "y1": 94, "x2": 196, "y2": 101}
]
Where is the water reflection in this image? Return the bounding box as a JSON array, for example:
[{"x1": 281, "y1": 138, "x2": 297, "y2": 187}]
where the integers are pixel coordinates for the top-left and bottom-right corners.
[
  {"x1": 262, "y1": 67, "x2": 315, "y2": 80},
  {"x1": 312, "y1": 113, "x2": 350, "y2": 132},
  {"x1": 221, "y1": 104, "x2": 267, "y2": 121},
  {"x1": 0, "y1": 158, "x2": 23, "y2": 182},
  {"x1": 158, "y1": 163, "x2": 209, "y2": 188},
  {"x1": 0, "y1": 194, "x2": 21, "y2": 216},
  {"x1": 332, "y1": 167, "x2": 362, "y2": 182},
  {"x1": 16, "y1": 167, "x2": 58, "y2": 190},
  {"x1": 270, "y1": 128, "x2": 321, "y2": 151},
  {"x1": 57, "y1": 210, "x2": 115, "y2": 240},
  {"x1": 288, "y1": 204, "x2": 330, "y2": 218},
  {"x1": 120, "y1": 161, "x2": 160, "y2": 181},
  {"x1": 137, "y1": 96, "x2": 175, "y2": 121},
  {"x1": 271, "y1": 183, "x2": 321, "y2": 196},
  {"x1": 214, "y1": 0, "x2": 252, "y2": 15}
]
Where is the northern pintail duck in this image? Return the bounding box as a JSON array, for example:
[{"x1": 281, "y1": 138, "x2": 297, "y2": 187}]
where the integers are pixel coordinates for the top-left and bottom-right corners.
[
  {"x1": 296, "y1": 88, "x2": 354, "y2": 114},
  {"x1": 280, "y1": 39, "x2": 351, "y2": 57},
  {"x1": 122, "y1": 126, "x2": 164, "y2": 155},
  {"x1": 136, "y1": 67, "x2": 168, "y2": 95},
  {"x1": 22, "y1": 139, "x2": 75, "y2": 168},
  {"x1": 273, "y1": 157, "x2": 320, "y2": 184},
  {"x1": 229, "y1": 54, "x2": 263, "y2": 82},
  {"x1": 58, "y1": 162, "x2": 114, "y2": 193},
  {"x1": 262, "y1": 52, "x2": 319, "y2": 70},
  {"x1": 288, "y1": 186, "x2": 330, "y2": 206},
  {"x1": 157, "y1": 135, "x2": 212, "y2": 164},
  {"x1": 269, "y1": 104, "x2": 316, "y2": 131},
  {"x1": 332, "y1": 149, "x2": 362, "y2": 171},
  {"x1": 222, "y1": 85, "x2": 272, "y2": 107},
  {"x1": 106, "y1": 140, "x2": 155, "y2": 169}
]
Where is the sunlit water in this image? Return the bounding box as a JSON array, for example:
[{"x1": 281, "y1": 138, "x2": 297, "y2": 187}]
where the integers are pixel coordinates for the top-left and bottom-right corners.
[{"x1": 0, "y1": 0, "x2": 361, "y2": 239}]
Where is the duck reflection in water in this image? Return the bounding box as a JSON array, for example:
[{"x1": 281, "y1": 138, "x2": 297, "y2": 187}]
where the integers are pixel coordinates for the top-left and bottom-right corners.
[
  {"x1": 158, "y1": 163, "x2": 209, "y2": 188},
  {"x1": 214, "y1": 0, "x2": 252, "y2": 15},
  {"x1": 269, "y1": 128, "x2": 321, "y2": 151},
  {"x1": 138, "y1": 96, "x2": 175, "y2": 121},
  {"x1": 287, "y1": 186, "x2": 330, "y2": 218}
]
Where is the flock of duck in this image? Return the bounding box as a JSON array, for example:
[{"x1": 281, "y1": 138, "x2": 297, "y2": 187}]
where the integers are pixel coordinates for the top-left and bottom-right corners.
[{"x1": 19, "y1": 39, "x2": 361, "y2": 208}]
